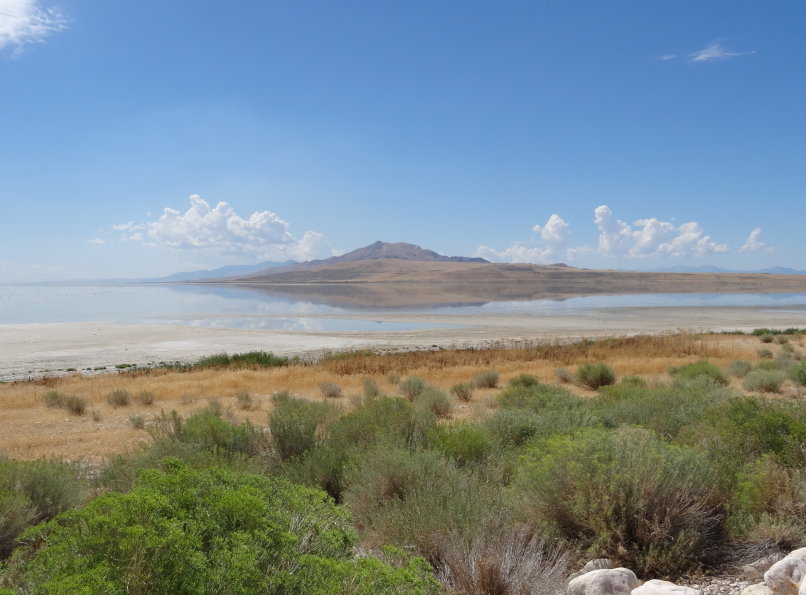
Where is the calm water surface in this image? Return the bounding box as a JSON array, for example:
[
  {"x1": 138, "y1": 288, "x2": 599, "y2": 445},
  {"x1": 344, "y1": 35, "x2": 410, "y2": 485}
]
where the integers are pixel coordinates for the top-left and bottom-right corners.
[{"x1": 1, "y1": 284, "x2": 805, "y2": 332}]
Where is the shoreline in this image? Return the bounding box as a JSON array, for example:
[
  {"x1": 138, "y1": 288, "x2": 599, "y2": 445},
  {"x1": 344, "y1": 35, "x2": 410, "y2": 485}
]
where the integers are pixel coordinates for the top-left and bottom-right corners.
[{"x1": 4, "y1": 304, "x2": 806, "y2": 382}]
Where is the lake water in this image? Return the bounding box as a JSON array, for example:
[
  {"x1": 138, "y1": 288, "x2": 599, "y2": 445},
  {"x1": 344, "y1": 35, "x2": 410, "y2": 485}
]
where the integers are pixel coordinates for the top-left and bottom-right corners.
[{"x1": 1, "y1": 284, "x2": 806, "y2": 332}]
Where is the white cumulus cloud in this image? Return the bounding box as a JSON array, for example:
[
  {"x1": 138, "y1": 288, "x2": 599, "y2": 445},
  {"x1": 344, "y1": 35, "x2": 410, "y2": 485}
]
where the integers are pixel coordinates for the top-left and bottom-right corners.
[
  {"x1": 115, "y1": 194, "x2": 328, "y2": 261},
  {"x1": 0, "y1": 0, "x2": 67, "y2": 54},
  {"x1": 740, "y1": 227, "x2": 772, "y2": 253},
  {"x1": 690, "y1": 41, "x2": 755, "y2": 63},
  {"x1": 477, "y1": 213, "x2": 571, "y2": 263},
  {"x1": 593, "y1": 205, "x2": 728, "y2": 258}
]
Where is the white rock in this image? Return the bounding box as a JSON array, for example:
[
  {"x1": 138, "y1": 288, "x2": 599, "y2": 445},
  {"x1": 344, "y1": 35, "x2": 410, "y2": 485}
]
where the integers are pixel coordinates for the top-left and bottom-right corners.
[
  {"x1": 631, "y1": 579, "x2": 700, "y2": 594},
  {"x1": 568, "y1": 568, "x2": 639, "y2": 595},
  {"x1": 740, "y1": 584, "x2": 773, "y2": 595},
  {"x1": 764, "y1": 548, "x2": 806, "y2": 595}
]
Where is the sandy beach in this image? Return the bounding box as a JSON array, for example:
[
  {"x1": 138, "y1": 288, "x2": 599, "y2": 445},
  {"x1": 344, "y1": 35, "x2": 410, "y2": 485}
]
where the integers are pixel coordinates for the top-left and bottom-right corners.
[{"x1": 4, "y1": 304, "x2": 806, "y2": 381}]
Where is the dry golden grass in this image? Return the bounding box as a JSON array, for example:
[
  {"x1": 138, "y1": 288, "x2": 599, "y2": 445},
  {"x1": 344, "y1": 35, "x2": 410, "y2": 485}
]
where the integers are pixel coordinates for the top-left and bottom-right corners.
[{"x1": 0, "y1": 333, "x2": 783, "y2": 461}]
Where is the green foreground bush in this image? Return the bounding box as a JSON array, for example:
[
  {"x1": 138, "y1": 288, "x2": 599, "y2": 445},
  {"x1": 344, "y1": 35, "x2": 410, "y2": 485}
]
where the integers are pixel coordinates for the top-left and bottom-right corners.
[
  {"x1": 2, "y1": 461, "x2": 438, "y2": 593},
  {"x1": 575, "y1": 362, "x2": 616, "y2": 389},
  {"x1": 516, "y1": 427, "x2": 725, "y2": 576}
]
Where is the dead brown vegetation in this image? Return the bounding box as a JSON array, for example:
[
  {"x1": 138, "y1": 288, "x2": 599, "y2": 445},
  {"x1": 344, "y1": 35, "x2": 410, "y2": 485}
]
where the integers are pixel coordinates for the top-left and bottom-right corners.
[{"x1": 0, "y1": 333, "x2": 771, "y2": 461}]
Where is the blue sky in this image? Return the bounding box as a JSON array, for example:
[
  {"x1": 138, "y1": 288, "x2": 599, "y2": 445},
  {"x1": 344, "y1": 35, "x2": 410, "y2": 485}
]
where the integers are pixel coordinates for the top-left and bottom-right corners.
[{"x1": 1, "y1": 0, "x2": 804, "y2": 281}]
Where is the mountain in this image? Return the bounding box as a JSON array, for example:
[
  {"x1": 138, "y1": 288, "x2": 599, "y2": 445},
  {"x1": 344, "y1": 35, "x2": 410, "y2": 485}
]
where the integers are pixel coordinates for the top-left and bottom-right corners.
[
  {"x1": 307, "y1": 241, "x2": 488, "y2": 265},
  {"x1": 146, "y1": 260, "x2": 296, "y2": 282}
]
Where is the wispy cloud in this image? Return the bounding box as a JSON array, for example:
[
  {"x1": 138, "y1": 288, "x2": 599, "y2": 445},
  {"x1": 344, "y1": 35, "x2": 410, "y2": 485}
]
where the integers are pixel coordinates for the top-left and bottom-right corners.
[
  {"x1": 114, "y1": 194, "x2": 329, "y2": 261},
  {"x1": 0, "y1": 0, "x2": 67, "y2": 55},
  {"x1": 689, "y1": 41, "x2": 755, "y2": 63},
  {"x1": 658, "y1": 54, "x2": 677, "y2": 61},
  {"x1": 739, "y1": 227, "x2": 772, "y2": 253},
  {"x1": 87, "y1": 238, "x2": 106, "y2": 245}
]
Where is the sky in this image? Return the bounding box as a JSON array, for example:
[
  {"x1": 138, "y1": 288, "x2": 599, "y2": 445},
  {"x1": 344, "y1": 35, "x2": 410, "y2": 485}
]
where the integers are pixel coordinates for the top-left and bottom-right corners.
[{"x1": 1, "y1": 0, "x2": 805, "y2": 281}]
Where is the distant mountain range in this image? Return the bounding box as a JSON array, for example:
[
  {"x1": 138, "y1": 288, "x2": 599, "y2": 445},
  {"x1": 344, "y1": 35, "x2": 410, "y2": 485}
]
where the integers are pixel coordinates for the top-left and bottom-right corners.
[
  {"x1": 142, "y1": 260, "x2": 296, "y2": 282},
  {"x1": 646, "y1": 265, "x2": 806, "y2": 275}
]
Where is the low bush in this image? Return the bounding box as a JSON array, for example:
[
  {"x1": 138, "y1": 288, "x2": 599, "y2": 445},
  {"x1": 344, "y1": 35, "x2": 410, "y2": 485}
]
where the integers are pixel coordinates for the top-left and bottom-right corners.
[
  {"x1": 516, "y1": 427, "x2": 725, "y2": 576},
  {"x1": 269, "y1": 397, "x2": 340, "y2": 461},
  {"x1": 106, "y1": 389, "x2": 130, "y2": 407},
  {"x1": 669, "y1": 360, "x2": 728, "y2": 386},
  {"x1": 789, "y1": 361, "x2": 806, "y2": 386},
  {"x1": 136, "y1": 390, "x2": 155, "y2": 406},
  {"x1": 758, "y1": 348, "x2": 774, "y2": 359},
  {"x1": 319, "y1": 382, "x2": 342, "y2": 399},
  {"x1": 3, "y1": 461, "x2": 439, "y2": 593},
  {"x1": 429, "y1": 424, "x2": 494, "y2": 466},
  {"x1": 195, "y1": 350, "x2": 294, "y2": 369},
  {"x1": 449, "y1": 382, "x2": 474, "y2": 402},
  {"x1": 483, "y1": 409, "x2": 542, "y2": 447},
  {"x1": 362, "y1": 376, "x2": 381, "y2": 398},
  {"x1": 129, "y1": 414, "x2": 145, "y2": 429},
  {"x1": 728, "y1": 360, "x2": 752, "y2": 378},
  {"x1": 62, "y1": 395, "x2": 87, "y2": 416},
  {"x1": 498, "y1": 382, "x2": 585, "y2": 413},
  {"x1": 181, "y1": 409, "x2": 266, "y2": 457},
  {"x1": 742, "y1": 369, "x2": 786, "y2": 393},
  {"x1": 0, "y1": 458, "x2": 85, "y2": 560},
  {"x1": 730, "y1": 456, "x2": 806, "y2": 548},
  {"x1": 415, "y1": 387, "x2": 453, "y2": 418},
  {"x1": 474, "y1": 370, "x2": 499, "y2": 389},
  {"x1": 759, "y1": 334, "x2": 774, "y2": 343},
  {"x1": 575, "y1": 362, "x2": 616, "y2": 389},
  {"x1": 508, "y1": 373, "x2": 538, "y2": 388},
  {"x1": 42, "y1": 390, "x2": 64, "y2": 409},
  {"x1": 399, "y1": 376, "x2": 427, "y2": 400}
]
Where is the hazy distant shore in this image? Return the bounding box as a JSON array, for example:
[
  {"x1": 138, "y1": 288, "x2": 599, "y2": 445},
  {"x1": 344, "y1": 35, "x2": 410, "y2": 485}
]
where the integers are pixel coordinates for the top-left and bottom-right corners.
[{"x1": 4, "y1": 304, "x2": 806, "y2": 382}]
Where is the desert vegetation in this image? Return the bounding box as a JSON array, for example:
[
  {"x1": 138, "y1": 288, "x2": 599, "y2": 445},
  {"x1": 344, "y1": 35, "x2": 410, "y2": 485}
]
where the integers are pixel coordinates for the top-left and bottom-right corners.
[{"x1": 2, "y1": 332, "x2": 806, "y2": 591}]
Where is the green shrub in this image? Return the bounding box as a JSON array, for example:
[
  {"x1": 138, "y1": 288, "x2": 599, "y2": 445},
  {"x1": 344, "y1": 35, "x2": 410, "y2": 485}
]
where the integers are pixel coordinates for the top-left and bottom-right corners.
[
  {"x1": 516, "y1": 427, "x2": 725, "y2": 576},
  {"x1": 3, "y1": 461, "x2": 438, "y2": 593},
  {"x1": 730, "y1": 456, "x2": 806, "y2": 547},
  {"x1": 756, "y1": 359, "x2": 782, "y2": 371},
  {"x1": 474, "y1": 370, "x2": 499, "y2": 389},
  {"x1": 759, "y1": 333, "x2": 774, "y2": 343},
  {"x1": 669, "y1": 360, "x2": 729, "y2": 386},
  {"x1": 269, "y1": 397, "x2": 339, "y2": 461},
  {"x1": 508, "y1": 373, "x2": 539, "y2": 388},
  {"x1": 0, "y1": 458, "x2": 85, "y2": 560},
  {"x1": 106, "y1": 389, "x2": 130, "y2": 407},
  {"x1": 498, "y1": 382, "x2": 585, "y2": 413},
  {"x1": 575, "y1": 362, "x2": 616, "y2": 389},
  {"x1": 415, "y1": 387, "x2": 452, "y2": 418},
  {"x1": 728, "y1": 360, "x2": 752, "y2": 378},
  {"x1": 62, "y1": 395, "x2": 87, "y2": 416},
  {"x1": 742, "y1": 369, "x2": 786, "y2": 393},
  {"x1": 789, "y1": 361, "x2": 806, "y2": 386},
  {"x1": 128, "y1": 414, "x2": 146, "y2": 429},
  {"x1": 483, "y1": 409, "x2": 542, "y2": 447},
  {"x1": 399, "y1": 376, "x2": 427, "y2": 400},
  {"x1": 195, "y1": 350, "x2": 294, "y2": 369},
  {"x1": 319, "y1": 382, "x2": 343, "y2": 399},
  {"x1": 684, "y1": 397, "x2": 806, "y2": 470},
  {"x1": 344, "y1": 446, "x2": 497, "y2": 565},
  {"x1": 597, "y1": 377, "x2": 730, "y2": 439},
  {"x1": 450, "y1": 382, "x2": 474, "y2": 402},
  {"x1": 758, "y1": 348, "x2": 774, "y2": 359},
  {"x1": 429, "y1": 424, "x2": 494, "y2": 466},
  {"x1": 181, "y1": 410, "x2": 266, "y2": 457}
]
